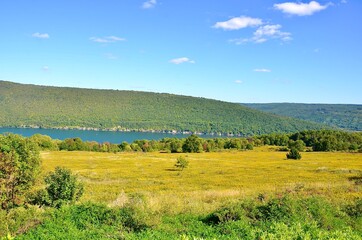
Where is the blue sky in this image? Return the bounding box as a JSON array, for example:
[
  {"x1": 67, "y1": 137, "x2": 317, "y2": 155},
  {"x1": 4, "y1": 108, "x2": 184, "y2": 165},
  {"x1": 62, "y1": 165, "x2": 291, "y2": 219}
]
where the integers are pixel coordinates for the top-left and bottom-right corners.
[{"x1": 0, "y1": 0, "x2": 361, "y2": 104}]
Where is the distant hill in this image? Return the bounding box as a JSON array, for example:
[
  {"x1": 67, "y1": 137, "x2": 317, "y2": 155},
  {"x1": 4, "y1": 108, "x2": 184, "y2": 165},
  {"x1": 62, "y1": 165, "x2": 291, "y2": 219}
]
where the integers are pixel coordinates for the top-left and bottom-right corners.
[
  {"x1": 0, "y1": 81, "x2": 327, "y2": 135},
  {"x1": 242, "y1": 103, "x2": 362, "y2": 131}
]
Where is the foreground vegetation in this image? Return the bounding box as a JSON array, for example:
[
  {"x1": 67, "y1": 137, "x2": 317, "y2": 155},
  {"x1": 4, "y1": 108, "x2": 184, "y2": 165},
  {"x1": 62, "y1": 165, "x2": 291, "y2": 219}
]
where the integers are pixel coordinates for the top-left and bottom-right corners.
[
  {"x1": 14, "y1": 195, "x2": 362, "y2": 239},
  {"x1": 1, "y1": 131, "x2": 361, "y2": 239},
  {"x1": 0, "y1": 81, "x2": 326, "y2": 135},
  {"x1": 243, "y1": 103, "x2": 362, "y2": 131}
]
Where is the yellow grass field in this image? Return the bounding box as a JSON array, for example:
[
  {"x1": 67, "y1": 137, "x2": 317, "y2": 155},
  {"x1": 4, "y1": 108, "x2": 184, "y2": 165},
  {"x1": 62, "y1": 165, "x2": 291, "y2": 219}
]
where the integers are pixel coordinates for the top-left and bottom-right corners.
[{"x1": 39, "y1": 147, "x2": 362, "y2": 214}]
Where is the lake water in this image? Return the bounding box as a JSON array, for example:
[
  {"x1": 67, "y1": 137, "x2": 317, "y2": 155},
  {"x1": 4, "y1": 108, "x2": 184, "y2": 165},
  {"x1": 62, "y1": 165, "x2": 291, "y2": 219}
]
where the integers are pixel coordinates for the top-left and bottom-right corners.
[{"x1": 0, "y1": 127, "x2": 217, "y2": 144}]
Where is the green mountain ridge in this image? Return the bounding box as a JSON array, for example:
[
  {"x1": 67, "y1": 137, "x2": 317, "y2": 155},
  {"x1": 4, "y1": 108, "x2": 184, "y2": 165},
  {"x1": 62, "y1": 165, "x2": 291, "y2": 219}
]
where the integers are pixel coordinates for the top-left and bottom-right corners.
[
  {"x1": 242, "y1": 103, "x2": 362, "y2": 131},
  {"x1": 0, "y1": 81, "x2": 327, "y2": 135}
]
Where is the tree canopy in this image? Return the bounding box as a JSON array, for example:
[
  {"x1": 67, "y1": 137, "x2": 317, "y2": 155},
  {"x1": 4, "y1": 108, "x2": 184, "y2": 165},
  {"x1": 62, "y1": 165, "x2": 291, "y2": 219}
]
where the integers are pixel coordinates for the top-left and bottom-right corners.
[{"x1": 0, "y1": 81, "x2": 327, "y2": 135}]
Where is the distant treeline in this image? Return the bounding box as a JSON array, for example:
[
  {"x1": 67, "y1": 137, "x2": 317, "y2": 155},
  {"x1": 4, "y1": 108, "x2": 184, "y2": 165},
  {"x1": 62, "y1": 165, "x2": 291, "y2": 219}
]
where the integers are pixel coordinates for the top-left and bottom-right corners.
[
  {"x1": 243, "y1": 103, "x2": 362, "y2": 131},
  {"x1": 20, "y1": 130, "x2": 362, "y2": 153}
]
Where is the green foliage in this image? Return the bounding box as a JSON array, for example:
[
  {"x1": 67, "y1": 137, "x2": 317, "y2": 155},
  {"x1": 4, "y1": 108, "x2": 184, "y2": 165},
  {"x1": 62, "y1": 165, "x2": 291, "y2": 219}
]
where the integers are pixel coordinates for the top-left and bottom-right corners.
[
  {"x1": 0, "y1": 81, "x2": 326, "y2": 135},
  {"x1": 0, "y1": 205, "x2": 46, "y2": 238},
  {"x1": 28, "y1": 134, "x2": 58, "y2": 151},
  {"x1": 243, "y1": 102, "x2": 362, "y2": 131},
  {"x1": 6, "y1": 194, "x2": 362, "y2": 239},
  {"x1": 288, "y1": 139, "x2": 306, "y2": 152},
  {"x1": 175, "y1": 156, "x2": 189, "y2": 171},
  {"x1": 43, "y1": 167, "x2": 84, "y2": 208},
  {"x1": 286, "y1": 148, "x2": 302, "y2": 160},
  {"x1": 290, "y1": 130, "x2": 362, "y2": 152},
  {"x1": 16, "y1": 203, "x2": 147, "y2": 239},
  {"x1": 0, "y1": 134, "x2": 40, "y2": 209},
  {"x1": 344, "y1": 198, "x2": 362, "y2": 218},
  {"x1": 182, "y1": 135, "x2": 203, "y2": 153}
]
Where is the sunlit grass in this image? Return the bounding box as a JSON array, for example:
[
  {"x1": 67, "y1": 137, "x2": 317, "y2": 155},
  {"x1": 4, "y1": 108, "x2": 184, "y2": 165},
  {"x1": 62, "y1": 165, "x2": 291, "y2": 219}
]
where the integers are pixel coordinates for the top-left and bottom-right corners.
[{"x1": 39, "y1": 147, "x2": 362, "y2": 214}]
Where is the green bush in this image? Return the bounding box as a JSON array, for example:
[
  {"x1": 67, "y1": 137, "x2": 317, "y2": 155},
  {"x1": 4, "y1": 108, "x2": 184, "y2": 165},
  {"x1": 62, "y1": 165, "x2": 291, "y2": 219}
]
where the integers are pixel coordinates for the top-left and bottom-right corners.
[
  {"x1": 44, "y1": 167, "x2": 84, "y2": 208},
  {"x1": 175, "y1": 156, "x2": 189, "y2": 171},
  {"x1": 286, "y1": 148, "x2": 302, "y2": 160},
  {"x1": 16, "y1": 203, "x2": 148, "y2": 239}
]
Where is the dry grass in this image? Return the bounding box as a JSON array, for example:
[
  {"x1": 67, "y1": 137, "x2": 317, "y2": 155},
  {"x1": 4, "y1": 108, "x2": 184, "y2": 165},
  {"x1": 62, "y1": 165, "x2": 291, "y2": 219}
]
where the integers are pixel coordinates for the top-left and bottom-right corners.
[{"x1": 39, "y1": 147, "x2": 362, "y2": 214}]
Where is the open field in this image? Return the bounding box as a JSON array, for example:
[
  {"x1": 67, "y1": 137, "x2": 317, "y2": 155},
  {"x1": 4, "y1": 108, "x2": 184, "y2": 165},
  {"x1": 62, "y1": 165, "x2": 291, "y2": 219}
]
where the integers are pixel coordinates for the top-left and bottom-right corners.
[
  {"x1": 39, "y1": 147, "x2": 362, "y2": 214},
  {"x1": 3, "y1": 147, "x2": 361, "y2": 239}
]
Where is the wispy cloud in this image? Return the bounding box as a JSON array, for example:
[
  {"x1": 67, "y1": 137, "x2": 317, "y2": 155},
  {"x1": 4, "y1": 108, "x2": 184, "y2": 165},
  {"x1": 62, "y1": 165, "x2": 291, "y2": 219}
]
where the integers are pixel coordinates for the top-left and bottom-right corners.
[
  {"x1": 42, "y1": 66, "x2": 49, "y2": 71},
  {"x1": 234, "y1": 80, "x2": 243, "y2": 84},
  {"x1": 230, "y1": 24, "x2": 292, "y2": 44},
  {"x1": 213, "y1": 16, "x2": 263, "y2": 30},
  {"x1": 169, "y1": 57, "x2": 195, "y2": 64},
  {"x1": 254, "y1": 25, "x2": 292, "y2": 42},
  {"x1": 142, "y1": 0, "x2": 157, "y2": 9},
  {"x1": 274, "y1": 1, "x2": 331, "y2": 16},
  {"x1": 90, "y1": 36, "x2": 126, "y2": 43},
  {"x1": 104, "y1": 53, "x2": 118, "y2": 60},
  {"x1": 32, "y1": 32, "x2": 49, "y2": 39},
  {"x1": 254, "y1": 68, "x2": 271, "y2": 73}
]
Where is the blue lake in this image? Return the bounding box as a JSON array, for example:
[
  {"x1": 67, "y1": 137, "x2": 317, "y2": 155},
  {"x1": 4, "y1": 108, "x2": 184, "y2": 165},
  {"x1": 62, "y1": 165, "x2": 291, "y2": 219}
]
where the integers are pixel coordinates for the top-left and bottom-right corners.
[{"x1": 0, "y1": 128, "x2": 218, "y2": 144}]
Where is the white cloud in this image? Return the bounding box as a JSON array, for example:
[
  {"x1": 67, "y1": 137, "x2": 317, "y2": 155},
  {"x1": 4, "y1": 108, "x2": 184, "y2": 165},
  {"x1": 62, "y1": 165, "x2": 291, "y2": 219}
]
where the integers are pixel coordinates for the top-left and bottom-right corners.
[
  {"x1": 235, "y1": 80, "x2": 243, "y2": 84},
  {"x1": 32, "y1": 32, "x2": 49, "y2": 39},
  {"x1": 213, "y1": 16, "x2": 263, "y2": 30},
  {"x1": 90, "y1": 36, "x2": 126, "y2": 43},
  {"x1": 169, "y1": 57, "x2": 195, "y2": 64},
  {"x1": 274, "y1": 1, "x2": 330, "y2": 16},
  {"x1": 231, "y1": 24, "x2": 292, "y2": 44},
  {"x1": 254, "y1": 24, "x2": 292, "y2": 41},
  {"x1": 142, "y1": 0, "x2": 157, "y2": 9},
  {"x1": 42, "y1": 66, "x2": 49, "y2": 71},
  {"x1": 254, "y1": 68, "x2": 271, "y2": 73}
]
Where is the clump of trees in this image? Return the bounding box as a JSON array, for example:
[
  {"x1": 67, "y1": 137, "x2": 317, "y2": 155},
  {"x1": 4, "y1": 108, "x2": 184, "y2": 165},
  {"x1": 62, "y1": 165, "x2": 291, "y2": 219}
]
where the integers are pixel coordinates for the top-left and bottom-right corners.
[
  {"x1": 0, "y1": 134, "x2": 41, "y2": 210},
  {"x1": 0, "y1": 134, "x2": 83, "y2": 211}
]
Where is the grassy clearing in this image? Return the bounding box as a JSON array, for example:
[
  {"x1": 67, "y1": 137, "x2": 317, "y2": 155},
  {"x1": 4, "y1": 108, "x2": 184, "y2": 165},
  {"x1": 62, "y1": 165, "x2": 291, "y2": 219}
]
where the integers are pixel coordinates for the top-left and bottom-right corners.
[{"x1": 39, "y1": 147, "x2": 362, "y2": 215}]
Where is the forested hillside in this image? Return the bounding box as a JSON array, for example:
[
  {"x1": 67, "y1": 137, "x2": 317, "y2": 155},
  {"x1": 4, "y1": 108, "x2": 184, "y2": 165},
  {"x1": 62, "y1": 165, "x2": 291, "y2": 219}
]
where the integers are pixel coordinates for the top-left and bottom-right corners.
[
  {"x1": 0, "y1": 81, "x2": 327, "y2": 135},
  {"x1": 242, "y1": 103, "x2": 362, "y2": 131}
]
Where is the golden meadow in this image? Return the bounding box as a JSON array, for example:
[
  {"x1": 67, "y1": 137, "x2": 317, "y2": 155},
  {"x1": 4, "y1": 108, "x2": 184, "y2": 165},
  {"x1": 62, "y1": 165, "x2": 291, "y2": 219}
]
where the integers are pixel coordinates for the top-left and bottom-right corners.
[{"x1": 39, "y1": 147, "x2": 362, "y2": 215}]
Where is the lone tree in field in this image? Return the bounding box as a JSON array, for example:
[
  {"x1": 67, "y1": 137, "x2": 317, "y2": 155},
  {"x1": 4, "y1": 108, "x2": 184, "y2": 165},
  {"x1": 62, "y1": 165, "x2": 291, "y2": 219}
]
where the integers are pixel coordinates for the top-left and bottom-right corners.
[
  {"x1": 286, "y1": 148, "x2": 302, "y2": 160},
  {"x1": 175, "y1": 156, "x2": 189, "y2": 171},
  {"x1": 0, "y1": 134, "x2": 40, "y2": 210}
]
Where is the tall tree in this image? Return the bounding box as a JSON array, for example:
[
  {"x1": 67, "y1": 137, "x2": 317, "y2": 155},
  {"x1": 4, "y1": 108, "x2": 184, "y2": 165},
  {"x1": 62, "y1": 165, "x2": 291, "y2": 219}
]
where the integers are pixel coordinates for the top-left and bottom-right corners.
[{"x1": 0, "y1": 134, "x2": 40, "y2": 209}]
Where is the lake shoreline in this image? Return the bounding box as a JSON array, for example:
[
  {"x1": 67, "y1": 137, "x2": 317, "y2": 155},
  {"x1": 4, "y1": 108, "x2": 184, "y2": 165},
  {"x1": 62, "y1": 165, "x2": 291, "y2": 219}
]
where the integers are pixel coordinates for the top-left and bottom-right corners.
[
  {"x1": 0, "y1": 126, "x2": 234, "y2": 144},
  {"x1": 0, "y1": 125, "x2": 239, "y2": 137}
]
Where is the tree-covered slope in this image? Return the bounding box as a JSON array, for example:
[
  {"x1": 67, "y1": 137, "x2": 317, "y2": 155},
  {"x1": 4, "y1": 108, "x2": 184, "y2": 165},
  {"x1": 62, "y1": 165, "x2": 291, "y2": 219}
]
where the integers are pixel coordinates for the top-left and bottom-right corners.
[
  {"x1": 0, "y1": 81, "x2": 327, "y2": 135},
  {"x1": 242, "y1": 103, "x2": 362, "y2": 131}
]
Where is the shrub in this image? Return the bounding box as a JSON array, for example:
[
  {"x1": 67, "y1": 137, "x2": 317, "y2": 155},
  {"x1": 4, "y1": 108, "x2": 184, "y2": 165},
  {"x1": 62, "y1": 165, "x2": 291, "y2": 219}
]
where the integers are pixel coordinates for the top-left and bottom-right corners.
[
  {"x1": 286, "y1": 148, "x2": 302, "y2": 160},
  {"x1": 246, "y1": 143, "x2": 254, "y2": 150},
  {"x1": 175, "y1": 156, "x2": 189, "y2": 171},
  {"x1": 44, "y1": 167, "x2": 84, "y2": 208}
]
